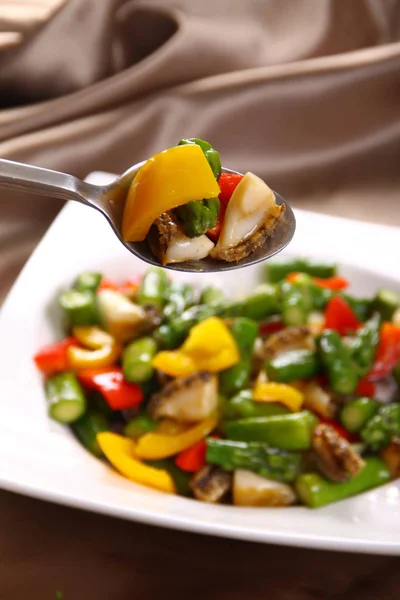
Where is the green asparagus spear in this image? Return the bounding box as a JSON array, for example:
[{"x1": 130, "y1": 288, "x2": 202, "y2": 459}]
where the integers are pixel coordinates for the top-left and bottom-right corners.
[
  {"x1": 318, "y1": 330, "x2": 358, "y2": 395},
  {"x1": 226, "y1": 411, "x2": 318, "y2": 450},
  {"x1": 290, "y1": 273, "x2": 333, "y2": 310},
  {"x1": 224, "y1": 390, "x2": 289, "y2": 420},
  {"x1": 206, "y1": 438, "x2": 301, "y2": 483},
  {"x1": 341, "y1": 294, "x2": 371, "y2": 322},
  {"x1": 73, "y1": 271, "x2": 102, "y2": 293},
  {"x1": 200, "y1": 286, "x2": 225, "y2": 305},
  {"x1": 59, "y1": 289, "x2": 99, "y2": 327},
  {"x1": 340, "y1": 397, "x2": 379, "y2": 433},
  {"x1": 372, "y1": 288, "x2": 400, "y2": 321},
  {"x1": 280, "y1": 282, "x2": 309, "y2": 326},
  {"x1": 238, "y1": 284, "x2": 280, "y2": 320},
  {"x1": 219, "y1": 318, "x2": 258, "y2": 396},
  {"x1": 266, "y1": 258, "x2": 337, "y2": 283},
  {"x1": 163, "y1": 282, "x2": 195, "y2": 320},
  {"x1": 122, "y1": 337, "x2": 158, "y2": 383},
  {"x1": 136, "y1": 268, "x2": 169, "y2": 310},
  {"x1": 46, "y1": 372, "x2": 87, "y2": 423},
  {"x1": 296, "y1": 458, "x2": 390, "y2": 508},
  {"x1": 71, "y1": 410, "x2": 109, "y2": 457},
  {"x1": 361, "y1": 403, "x2": 400, "y2": 450},
  {"x1": 265, "y1": 349, "x2": 319, "y2": 383},
  {"x1": 146, "y1": 459, "x2": 192, "y2": 496},
  {"x1": 124, "y1": 414, "x2": 157, "y2": 440},
  {"x1": 350, "y1": 313, "x2": 380, "y2": 376}
]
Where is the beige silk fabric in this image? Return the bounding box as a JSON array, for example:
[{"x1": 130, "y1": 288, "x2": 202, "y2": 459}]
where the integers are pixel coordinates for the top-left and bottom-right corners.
[{"x1": 0, "y1": 0, "x2": 399, "y2": 303}]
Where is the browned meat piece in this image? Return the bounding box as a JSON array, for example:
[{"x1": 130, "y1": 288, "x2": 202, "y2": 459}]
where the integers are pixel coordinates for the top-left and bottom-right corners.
[
  {"x1": 190, "y1": 465, "x2": 232, "y2": 503},
  {"x1": 262, "y1": 326, "x2": 315, "y2": 360},
  {"x1": 210, "y1": 204, "x2": 285, "y2": 262},
  {"x1": 380, "y1": 438, "x2": 400, "y2": 477},
  {"x1": 312, "y1": 423, "x2": 365, "y2": 482},
  {"x1": 147, "y1": 372, "x2": 218, "y2": 423}
]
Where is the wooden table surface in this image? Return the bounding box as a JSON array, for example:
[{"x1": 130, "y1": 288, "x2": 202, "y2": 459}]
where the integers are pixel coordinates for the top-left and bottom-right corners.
[{"x1": 1, "y1": 487, "x2": 399, "y2": 599}]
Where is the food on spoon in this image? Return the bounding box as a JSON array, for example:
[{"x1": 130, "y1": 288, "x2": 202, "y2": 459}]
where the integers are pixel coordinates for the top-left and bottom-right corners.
[
  {"x1": 121, "y1": 138, "x2": 285, "y2": 265},
  {"x1": 34, "y1": 259, "x2": 400, "y2": 507}
]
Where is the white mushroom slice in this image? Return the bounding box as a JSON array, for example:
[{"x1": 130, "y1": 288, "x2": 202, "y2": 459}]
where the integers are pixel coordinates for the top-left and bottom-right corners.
[
  {"x1": 163, "y1": 230, "x2": 214, "y2": 264},
  {"x1": 148, "y1": 372, "x2": 218, "y2": 423},
  {"x1": 233, "y1": 469, "x2": 297, "y2": 507},
  {"x1": 96, "y1": 289, "x2": 147, "y2": 343},
  {"x1": 215, "y1": 172, "x2": 279, "y2": 249}
]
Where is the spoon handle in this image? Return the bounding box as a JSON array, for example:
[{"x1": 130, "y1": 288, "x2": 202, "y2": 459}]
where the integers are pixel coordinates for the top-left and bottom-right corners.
[{"x1": 0, "y1": 158, "x2": 94, "y2": 205}]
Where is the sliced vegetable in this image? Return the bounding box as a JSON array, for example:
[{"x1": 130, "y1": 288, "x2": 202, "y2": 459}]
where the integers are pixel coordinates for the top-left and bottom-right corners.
[
  {"x1": 226, "y1": 411, "x2": 317, "y2": 450},
  {"x1": 124, "y1": 414, "x2": 157, "y2": 440},
  {"x1": 253, "y1": 382, "x2": 303, "y2": 412},
  {"x1": 367, "y1": 322, "x2": 400, "y2": 380},
  {"x1": 280, "y1": 282, "x2": 309, "y2": 326},
  {"x1": 146, "y1": 459, "x2": 191, "y2": 495},
  {"x1": 122, "y1": 144, "x2": 220, "y2": 242},
  {"x1": 225, "y1": 389, "x2": 289, "y2": 420},
  {"x1": 266, "y1": 258, "x2": 337, "y2": 283},
  {"x1": 351, "y1": 313, "x2": 380, "y2": 376},
  {"x1": 265, "y1": 349, "x2": 319, "y2": 383},
  {"x1": 233, "y1": 470, "x2": 296, "y2": 506},
  {"x1": 136, "y1": 268, "x2": 169, "y2": 310},
  {"x1": 355, "y1": 378, "x2": 375, "y2": 397},
  {"x1": 372, "y1": 288, "x2": 400, "y2": 321},
  {"x1": 206, "y1": 438, "x2": 301, "y2": 482},
  {"x1": 200, "y1": 286, "x2": 225, "y2": 306},
  {"x1": 122, "y1": 337, "x2": 158, "y2": 383},
  {"x1": 45, "y1": 372, "x2": 86, "y2": 423},
  {"x1": 71, "y1": 409, "x2": 109, "y2": 457},
  {"x1": 296, "y1": 457, "x2": 390, "y2": 508},
  {"x1": 67, "y1": 326, "x2": 121, "y2": 370},
  {"x1": 361, "y1": 403, "x2": 400, "y2": 450},
  {"x1": 324, "y1": 296, "x2": 360, "y2": 336},
  {"x1": 340, "y1": 397, "x2": 379, "y2": 433},
  {"x1": 219, "y1": 318, "x2": 258, "y2": 396},
  {"x1": 163, "y1": 282, "x2": 195, "y2": 320},
  {"x1": 59, "y1": 289, "x2": 98, "y2": 327},
  {"x1": 318, "y1": 330, "x2": 358, "y2": 395},
  {"x1": 239, "y1": 284, "x2": 280, "y2": 320},
  {"x1": 78, "y1": 367, "x2": 143, "y2": 411},
  {"x1": 73, "y1": 271, "x2": 102, "y2": 293},
  {"x1": 135, "y1": 415, "x2": 217, "y2": 459},
  {"x1": 97, "y1": 432, "x2": 176, "y2": 493},
  {"x1": 34, "y1": 337, "x2": 78, "y2": 375},
  {"x1": 175, "y1": 439, "x2": 207, "y2": 472}
]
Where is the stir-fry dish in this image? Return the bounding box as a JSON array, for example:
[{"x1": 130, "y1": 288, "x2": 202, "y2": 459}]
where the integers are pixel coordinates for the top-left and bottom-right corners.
[
  {"x1": 121, "y1": 138, "x2": 285, "y2": 265},
  {"x1": 34, "y1": 258, "x2": 400, "y2": 508}
]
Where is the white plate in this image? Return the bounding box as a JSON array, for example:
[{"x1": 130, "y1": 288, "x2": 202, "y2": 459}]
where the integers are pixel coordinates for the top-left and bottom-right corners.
[{"x1": 1, "y1": 171, "x2": 400, "y2": 555}]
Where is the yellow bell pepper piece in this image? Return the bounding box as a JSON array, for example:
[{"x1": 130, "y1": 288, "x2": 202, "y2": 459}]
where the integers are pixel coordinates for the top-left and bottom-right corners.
[
  {"x1": 253, "y1": 382, "x2": 304, "y2": 412},
  {"x1": 97, "y1": 432, "x2": 176, "y2": 494},
  {"x1": 122, "y1": 145, "x2": 220, "y2": 242},
  {"x1": 152, "y1": 317, "x2": 240, "y2": 377},
  {"x1": 68, "y1": 326, "x2": 121, "y2": 370},
  {"x1": 156, "y1": 419, "x2": 188, "y2": 435},
  {"x1": 135, "y1": 415, "x2": 218, "y2": 460}
]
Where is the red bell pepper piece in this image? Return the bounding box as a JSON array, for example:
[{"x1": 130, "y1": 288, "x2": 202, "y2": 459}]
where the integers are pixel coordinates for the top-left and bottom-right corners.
[
  {"x1": 355, "y1": 378, "x2": 376, "y2": 397},
  {"x1": 324, "y1": 296, "x2": 360, "y2": 336},
  {"x1": 33, "y1": 337, "x2": 78, "y2": 375},
  {"x1": 207, "y1": 173, "x2": 244, "y2": 241},
  {"x1": 78, "y1": 367, "x2": 143, "y2": 410},
  {"x1": 319, "y1": 418, "x2": 356, "y2": 442},
  {"x1": 118, "y1": 276, "x2": 142, "y2": 296},
  {"x1": 175, "y1": 439, "x2": 207, "y2": 472},
  {"x1": 97, "y1": 277, "x2": 120, "y2": 292},
  {"x1": 259, "y1": 319, "x2": 285, "y2": 335},
  {"x1": 286, "y1": 272, "x2": 348, "y2": 290},
  {"x1": 367, "y1": 322, "x2": 400, "y2": 381}
]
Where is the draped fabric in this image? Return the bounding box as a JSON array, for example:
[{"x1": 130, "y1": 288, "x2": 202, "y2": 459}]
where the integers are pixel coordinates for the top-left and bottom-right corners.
[{"x1": 0, "y1": 0, "x2": 399, "y2": 302}]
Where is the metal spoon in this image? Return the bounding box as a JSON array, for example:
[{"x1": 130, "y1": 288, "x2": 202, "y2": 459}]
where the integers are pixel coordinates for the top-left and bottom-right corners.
[{"x1": 0, "y1": 158, "x2": 295, "y2": 273}]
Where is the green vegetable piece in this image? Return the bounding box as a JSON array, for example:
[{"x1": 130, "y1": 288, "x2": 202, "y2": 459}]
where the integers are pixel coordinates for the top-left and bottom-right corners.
[
  {"x1": 296, "y1": 457, "x2": 390, "y2": 508},
  {"x1": 266, "y1": 258, "x2": 337, "y2": 283},
  {"x1": 206, "y1": 438, "x2": 301, "y2": 483},
  {"x1": 290, "y1": 273, "x2": 333, "y2": 310},
  {"x1": 265, "y1": 349, "x2": 319, "y2": 383},
  {"x1": 147, "y1": 459, "x2": 191, "y2": 496},
  {"x1": 226, "y1": 411, "x2": 318, "y2": 450},
  {"x1": 340, "y1": 397, "x2": 379, "y2": 433},
  {"x1": 46, "y1": 372, "x2": 87, "y2": 424},
  {"x1": 136, "y1": 268, "x2": 169, "y2": 310},
  {"x1": 124, "y1": 414, "x2": 157, "y2": 440},
  {"x1": 71, "y1": 410, "x2": 109, "y2": 457},
  {"x1": 280, "y1": 282, "x2": 309, "y2": 326},
  {"x1": 318, "y1": 330, "x2": 358, "y2": 395},
  {"x1": 361, "y1": 403, "x2": 400, "y2": 450},
  {"x1": 122, "y1": 337, "x2": 158, "y2": 383},
  {"x1": 351, "y1": 313, "x2": 381, "y2": 376},
  {"x1": 178, "y1": 137, "x2": 212, "y2": 152},
  {"x1": 178, "y1": 138, "x2": 221, "y2": 178},
  {"x1": 73, "y1": 271, "x2": 102, "y2": 293},
  {"x1": 372, "y1": 288, "x2": 400, "y2": 321},
  {"x1": 341, "y1": 294, "x2": 371, "y2": 322},
  {"x1": 219, "y1": 318, "x2": 258, "y2": 396},
  {"x1": 240, "y1": 284, "x2": 280, "y2": 320},
  {"x1": 155, "y1": 304, "x2": 218, "y2": 348},
  {"x1": 176, "y1": 198, "x2": 220, "y2": 238},
  {"x1": 200, "y1": 286, "x2": 225, "y2": 305},
  {"x1": 225, "y1": 389, "x2": 289, "y2": 420},
  {"x1": 163, "y1": 282, "x2": 195, "y2": 321},
  {"x1": 59, "y1": 289, "x2": 98, "y2": 327}
]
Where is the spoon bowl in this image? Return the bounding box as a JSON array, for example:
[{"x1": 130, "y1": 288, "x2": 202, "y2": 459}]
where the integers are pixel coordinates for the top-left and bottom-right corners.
[{"x1": 0, "y1": 158, "x2": 295, "y2": 272}]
